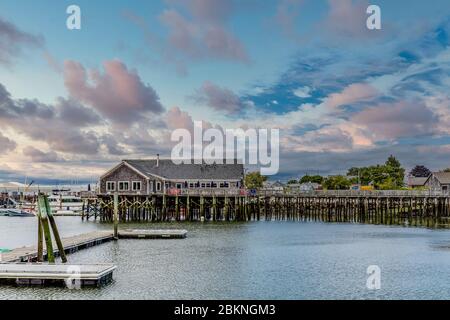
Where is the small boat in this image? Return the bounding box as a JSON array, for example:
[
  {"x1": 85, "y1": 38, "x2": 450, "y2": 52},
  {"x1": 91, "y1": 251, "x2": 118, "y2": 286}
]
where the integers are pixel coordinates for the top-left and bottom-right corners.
[{"x1": 0, "y1": 209, "x2": 35, "y2": 217}]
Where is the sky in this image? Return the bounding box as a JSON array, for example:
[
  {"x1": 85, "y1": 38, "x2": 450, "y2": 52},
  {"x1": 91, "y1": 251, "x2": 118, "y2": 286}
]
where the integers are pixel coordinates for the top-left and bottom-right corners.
[{"x1": 1, "y1": 0, "x2": 450, "y2": 184}]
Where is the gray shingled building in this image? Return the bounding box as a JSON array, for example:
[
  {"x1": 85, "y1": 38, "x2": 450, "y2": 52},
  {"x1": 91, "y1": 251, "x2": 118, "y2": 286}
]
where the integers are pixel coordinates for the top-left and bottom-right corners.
[{"x1": 99, "y1": 156, "x2": 244, "y2": 195}]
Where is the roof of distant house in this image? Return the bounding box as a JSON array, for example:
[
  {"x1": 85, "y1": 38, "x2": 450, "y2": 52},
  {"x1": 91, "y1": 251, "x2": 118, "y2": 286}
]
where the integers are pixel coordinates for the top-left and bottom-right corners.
[{"x1": 431, "y1": 172, "x2": 450, "y2": 184}]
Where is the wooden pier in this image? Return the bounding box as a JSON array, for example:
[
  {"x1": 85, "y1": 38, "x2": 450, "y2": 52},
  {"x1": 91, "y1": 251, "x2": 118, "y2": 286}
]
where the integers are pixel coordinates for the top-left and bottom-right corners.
[
  {"x1": 0, "y1": 263, "x2": 116, "y2": 287},
  {"x1": 84, "y1": 190, "x2": 450, "y2": 224}
]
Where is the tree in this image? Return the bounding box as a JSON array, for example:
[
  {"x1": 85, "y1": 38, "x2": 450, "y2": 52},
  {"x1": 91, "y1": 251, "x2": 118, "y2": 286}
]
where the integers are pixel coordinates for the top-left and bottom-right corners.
[
  {"x1": 287, "y1": 179, "x2": 298, "y2": 185},
  {"x1": 443, "y1": 168, "x2": 450, "y2": 173},
  {"x1": 409, "y1": 165, "x2": 431, "y2": 178},
  {"x1": 323, "y1": 175, "x2": 351, "y2": 190},
  {"x1": 346, "y1": 156, "x2": 405, "y2": 189},
  {"x1": 244, "y1": 172, "x2": 267, "y2": 189},
  {"x1": 385, "y1": 155, "x2": 405, "y2": 188},
  {"x1": 300, "y1": 175, "x2": 324, "y2": 184}
]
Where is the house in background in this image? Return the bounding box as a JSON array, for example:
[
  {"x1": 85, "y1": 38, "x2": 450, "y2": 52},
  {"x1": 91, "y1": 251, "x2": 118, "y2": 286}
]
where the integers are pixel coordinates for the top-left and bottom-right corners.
[
  {"x1": 99, "y1": 156, "x2": 244, "y2": 195},
  {"x1": 425, "y1": 172, "x2": 450, "y2": 192},
  {"x1": 286, "y1": 182, "x2": 321, "y2": 192},
  {"x1": 407, "y1": 176, "x2": 429, "y2": 189},
  {"x1": 261, "y1": 181, "x2": 285, "y2": 193}
]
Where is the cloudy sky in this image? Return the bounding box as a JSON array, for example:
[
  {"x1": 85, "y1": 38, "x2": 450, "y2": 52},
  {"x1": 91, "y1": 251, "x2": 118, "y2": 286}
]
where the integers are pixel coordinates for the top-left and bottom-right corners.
[{"x1": 1, "y1": 0, "x2": 450, "y2": 183}]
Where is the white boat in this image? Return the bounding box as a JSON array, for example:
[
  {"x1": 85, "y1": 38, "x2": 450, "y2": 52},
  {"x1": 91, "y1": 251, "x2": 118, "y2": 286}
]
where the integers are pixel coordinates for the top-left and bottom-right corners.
[{"x1": 48, "y1": 194, "x2": 83, "y2": 216}]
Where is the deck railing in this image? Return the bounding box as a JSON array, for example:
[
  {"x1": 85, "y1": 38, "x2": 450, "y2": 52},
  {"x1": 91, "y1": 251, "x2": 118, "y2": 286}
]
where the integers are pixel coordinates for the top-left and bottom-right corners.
[
  {"x1": 259, "y1": 189, "x2": 448, "y2": 197},
  {"x1": 97, "y1": 189, "x2": 449, "y2": 197}
]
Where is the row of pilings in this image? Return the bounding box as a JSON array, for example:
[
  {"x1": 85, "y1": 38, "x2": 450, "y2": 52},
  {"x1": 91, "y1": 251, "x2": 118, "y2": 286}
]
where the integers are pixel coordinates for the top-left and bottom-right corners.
[{"x1": 82, "y1": 195, "x2": 450, "y2": 225}]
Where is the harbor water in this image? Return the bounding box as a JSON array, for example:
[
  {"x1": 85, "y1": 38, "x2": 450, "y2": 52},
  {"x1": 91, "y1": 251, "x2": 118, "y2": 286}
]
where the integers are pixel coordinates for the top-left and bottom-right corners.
[{"x1": 1, "y1": 217, "x2": 450, "y2": 299}]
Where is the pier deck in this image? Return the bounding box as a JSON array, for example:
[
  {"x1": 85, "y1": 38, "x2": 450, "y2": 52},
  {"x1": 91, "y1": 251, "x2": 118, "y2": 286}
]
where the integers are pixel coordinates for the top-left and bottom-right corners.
[{"x1": 0, "y1": 263, "x2": 116, "y2": 287}]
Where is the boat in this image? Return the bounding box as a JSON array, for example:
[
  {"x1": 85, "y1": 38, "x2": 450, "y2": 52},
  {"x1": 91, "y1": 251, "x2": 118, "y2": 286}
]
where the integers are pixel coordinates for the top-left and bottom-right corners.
[
  {"x1": 48, "y1": 194, "x2": 83, "y2": 216},
  {"x1": 0, "y1": 208, "x2": 35, "y2": 217}
]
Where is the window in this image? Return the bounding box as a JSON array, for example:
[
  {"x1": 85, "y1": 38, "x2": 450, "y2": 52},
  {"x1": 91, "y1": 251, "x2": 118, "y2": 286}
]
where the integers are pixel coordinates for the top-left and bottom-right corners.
[
  {"x1": 201, "y1": 183, "x2": 206, "y2": 188},
  {"x1": 219, "y1": 182, "x2": 224, "y2": 188},
  {"x1": 212, "y1": 182, "x2": 217, "y2": 188},
  {"x1": 106, "y1": 181, "x2": 116, "y2": 192},
  {"x1": 224, "y1": 182, "x2": 230, "y2": 188},
  {"x1": 206, "y1": 183, "x2": 211, "y2": 188},
  {"x1": 176, "y1": 183, "x2": 182, "y2": 189},
  {"x1": 118, "y1": 181, "x2": 129, "y2": 191},
  {"x1": 156, "y1": 182, "x2": 161, "y2": 192},
  {"x1": 189, "y1": 183, "x2": 194, "y2": 188},
  {"x1": 132, "y1": 181, "x2": 142, "y2": 191}
]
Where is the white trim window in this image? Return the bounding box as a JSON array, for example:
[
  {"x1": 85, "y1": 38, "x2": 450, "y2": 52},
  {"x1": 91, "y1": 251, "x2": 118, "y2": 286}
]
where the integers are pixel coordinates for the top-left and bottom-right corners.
[
  {"x1": 106, "y1": 181, "x2": 116, "y2": 192},
  {"x1": 132, "y1": 181, "x2": 142, "y2": 191},
  {"x1": 156, "y1": 181, "x2": 162, "y2": 192},
  {"x1": 118, "y1": 181, "x2": 130, "y2": 191}
]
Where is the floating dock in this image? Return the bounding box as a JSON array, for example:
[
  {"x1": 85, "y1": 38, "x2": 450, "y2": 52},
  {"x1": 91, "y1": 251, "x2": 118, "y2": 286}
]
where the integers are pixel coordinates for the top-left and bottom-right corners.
[
  {"x1": 119, "y1": 229, "x2": 187, "y2": 239},
  {"x1": 0, "y1": 263, "x2": 116, "y2": 287},
  {"x1": 1, "y1": 229, "x2": 187, "y2": 263}
]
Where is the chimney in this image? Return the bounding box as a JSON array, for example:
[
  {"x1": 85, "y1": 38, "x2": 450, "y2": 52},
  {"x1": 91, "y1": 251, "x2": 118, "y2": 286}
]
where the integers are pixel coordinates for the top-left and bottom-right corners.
[{"x1": 156, "y1": 154, "x2": 160, "y2": 167}]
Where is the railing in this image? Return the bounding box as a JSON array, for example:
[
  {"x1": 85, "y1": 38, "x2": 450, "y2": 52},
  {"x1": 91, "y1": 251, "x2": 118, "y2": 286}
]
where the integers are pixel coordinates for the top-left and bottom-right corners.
[
  {"x1": 259, "y1": 190, "x2": 449, "y2": 197},
  {"x1": 97, "y1": 189, "x2": 449, "y2": 198}
]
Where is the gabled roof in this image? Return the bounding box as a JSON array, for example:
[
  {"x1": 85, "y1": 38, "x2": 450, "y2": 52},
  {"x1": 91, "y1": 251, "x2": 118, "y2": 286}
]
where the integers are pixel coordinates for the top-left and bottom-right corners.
[
  {"x1": 431, "y1": 172, "x2": 450, "y2": 184},
  {"x1": 408, "y1": 177, "x2": 428, "y2": 186},
  {"x1": 122, "y1": 159, "x2": 244, "y2": 181}
]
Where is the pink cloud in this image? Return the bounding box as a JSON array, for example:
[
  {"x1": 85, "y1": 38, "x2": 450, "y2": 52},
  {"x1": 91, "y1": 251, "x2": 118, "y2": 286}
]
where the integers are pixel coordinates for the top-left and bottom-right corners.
[
  {"x1": 325, "y1": 83, "x2": 379, "y2": 109},
  {"x1": 63, "y1": 59, "x2": 164, "y2": 125},
  {"x1": 191, "y1": 81, "x2": 241, "y2": 114},
  {"x1": 352, "y1": 100, "x2": 436, "y2": 140},
  {"x1": 274, "y1": 0, "x2": 305, "y2": 37}
]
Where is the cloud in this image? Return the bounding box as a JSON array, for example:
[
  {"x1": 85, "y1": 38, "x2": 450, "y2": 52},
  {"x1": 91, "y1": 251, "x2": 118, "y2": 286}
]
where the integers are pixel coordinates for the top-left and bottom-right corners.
[
  {"x1": 126, "y1": 0, "x2": 249, "y2": 75},
  {"x1": 190, "y1": 81, "x2": 242, "y2": 114},
  {"x1": 159, "y1": 4, "x2": 248, "y2": 62},
  {"x1": 23, "y1": 146, "x2": 60, "y2": 162},
  {"x1": 293, "y1": 86, "x2": 312, "y2": 98},
  {"x1": 63, "y1": 59, "x2": 164, "y2": 125},
  {"x1": 165, "y1": 106, "x2": 194, "y2": 130},
  {"x1": 0, "y1": 83, "x2": 104, "y2": 155},
  {"x1": 0, "y1": 16, "x2": 44, "y2": 66},
  {"x1": 352, "y1": 100, "x2": 437, "y2": 140},
  {"x1": 323, "y1": 0, "x2": 379, "y2": 40},
  {"x1": 0, "y1": 132, "x2": 16, "y2": 154},
  {"x1": 274, "y1": 0, "x2": 305, "y2": 38},
  {"x1": 325, "y1": 83, "x2": 379, "y2": 110}
]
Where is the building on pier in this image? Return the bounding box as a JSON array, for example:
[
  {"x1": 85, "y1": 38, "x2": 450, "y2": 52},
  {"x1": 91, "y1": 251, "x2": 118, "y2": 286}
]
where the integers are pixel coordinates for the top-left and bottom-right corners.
[
  {"x1": 99, "y1": 156, "x2": 244, "y2": 195},
  {"x1": 425, "y1": 172, "x2": 450, "y2": 192}
]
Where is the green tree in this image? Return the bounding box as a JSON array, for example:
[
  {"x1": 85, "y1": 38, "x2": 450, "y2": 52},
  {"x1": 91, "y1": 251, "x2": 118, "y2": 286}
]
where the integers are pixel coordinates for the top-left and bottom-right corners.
[
  {"x1": 287, "y1": 179, "x2": 298, "y2": 185},
  {"x1": 244, "y1": 172, "x2": 267, "y2": 189},
  {"x1": 323, "y1": 175, "x2": 351, "y2": 190},
  {"x1": 300, "y1": 175, "x2": 324, "y2": 184},
  {"x1": 385, "y1": 155, "x2": 405, "y2": 188},
  {"x1": 346, "y1": 156, "x2": 405, "y2": 189}
]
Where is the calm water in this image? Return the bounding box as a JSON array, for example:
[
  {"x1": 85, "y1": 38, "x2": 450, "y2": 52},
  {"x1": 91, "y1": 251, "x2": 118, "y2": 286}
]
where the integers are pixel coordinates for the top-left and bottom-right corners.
[{"x1": 1, "y1": 216, "x2": 450, "y2": 300}]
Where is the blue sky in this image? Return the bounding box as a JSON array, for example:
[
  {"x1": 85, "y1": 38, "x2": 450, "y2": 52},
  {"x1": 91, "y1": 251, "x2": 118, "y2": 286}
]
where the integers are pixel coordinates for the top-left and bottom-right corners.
[{"x1": 1, "y1": 0, "x2": 450, "y2": 183}]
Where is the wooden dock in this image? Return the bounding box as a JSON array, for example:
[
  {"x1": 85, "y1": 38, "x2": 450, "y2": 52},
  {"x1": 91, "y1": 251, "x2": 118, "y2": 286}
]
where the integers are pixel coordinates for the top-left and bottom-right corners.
[
  {"x1": 0, "y1": 263, "x2": 116, "y2": 287},
  {"x1": 119, "y1": 229, "x2": 187, "y2": 239},
  {"x1": 1, "y1": 229, "x2": 187, "y2": 263}
]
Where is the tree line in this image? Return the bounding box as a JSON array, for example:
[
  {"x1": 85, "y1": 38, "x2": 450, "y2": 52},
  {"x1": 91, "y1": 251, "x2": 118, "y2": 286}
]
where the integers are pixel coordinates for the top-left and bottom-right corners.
[{"x1": 245, "y1": 155, "x2": 439, "y2": 190}]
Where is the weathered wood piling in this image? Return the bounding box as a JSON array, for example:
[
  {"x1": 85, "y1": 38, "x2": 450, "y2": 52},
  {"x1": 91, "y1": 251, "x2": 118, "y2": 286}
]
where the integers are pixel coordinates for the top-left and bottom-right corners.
[{"x1": 84, "y1": 191, "x2": 450, "y2": 224}]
